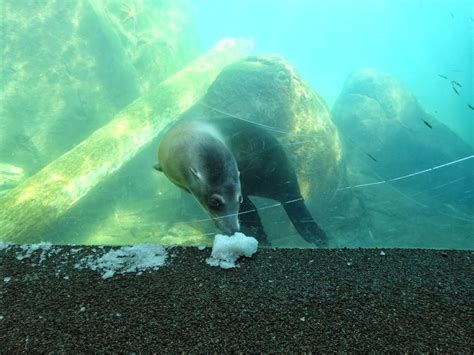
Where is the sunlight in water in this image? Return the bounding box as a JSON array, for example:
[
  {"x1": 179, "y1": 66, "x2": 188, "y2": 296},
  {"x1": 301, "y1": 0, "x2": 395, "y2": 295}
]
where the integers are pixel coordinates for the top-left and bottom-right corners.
[{"x1": 0, "y1": 0, "x2": 471, "y2": 250}]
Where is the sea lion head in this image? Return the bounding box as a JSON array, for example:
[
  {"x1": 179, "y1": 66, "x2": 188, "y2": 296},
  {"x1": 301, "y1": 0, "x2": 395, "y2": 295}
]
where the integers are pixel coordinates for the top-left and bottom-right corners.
[
  {"x1": 201, "y1": 181, "x2": 242, "y2": 236},
  {"x1": 157, "y1": 120, "x2": 243, "y2": 235},
  {"x1": 188, "y1": 145, "x2": 242, "y2": 236}
]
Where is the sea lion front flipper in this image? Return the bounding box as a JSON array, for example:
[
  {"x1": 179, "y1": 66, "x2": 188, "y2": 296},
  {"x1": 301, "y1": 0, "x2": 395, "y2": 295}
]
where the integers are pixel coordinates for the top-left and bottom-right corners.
[
  {"x1": 239, "y1": 195, "x2": 270, "y2": 246},
  {"x1": 282, "y1": 196, "x2": 328, "y2": 247}
]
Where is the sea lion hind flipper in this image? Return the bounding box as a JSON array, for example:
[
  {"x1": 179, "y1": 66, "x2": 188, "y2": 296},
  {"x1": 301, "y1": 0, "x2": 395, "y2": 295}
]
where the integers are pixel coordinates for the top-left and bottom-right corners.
[
  {"x1": 282, "y1": 197, "x2": 328, "y2": 247},
  {"x1": 239, "y1": 195, "x2": 271, "y2": 246}
]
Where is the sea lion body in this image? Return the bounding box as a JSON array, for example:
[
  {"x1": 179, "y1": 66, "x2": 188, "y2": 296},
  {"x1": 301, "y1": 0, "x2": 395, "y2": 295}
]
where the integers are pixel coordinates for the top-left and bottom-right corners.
[{"x1": 156, "y1": 117, "x2": 327, "y2": 246}]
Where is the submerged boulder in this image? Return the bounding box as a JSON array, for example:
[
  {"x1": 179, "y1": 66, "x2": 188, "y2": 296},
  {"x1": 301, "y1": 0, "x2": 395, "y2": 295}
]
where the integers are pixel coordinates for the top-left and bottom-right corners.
[
  {"x1": 330, "y1": 68, "x2": 473, "y2": 248},
  {"x1": 181, "y1": 55, "x2": 345, "y2": 218},
  {"x1": 0, "y1": 0, "x2": 197, "y2": 173},
  {"x1": 332, "y1": 68, "x2": 473, "y2": 202}
]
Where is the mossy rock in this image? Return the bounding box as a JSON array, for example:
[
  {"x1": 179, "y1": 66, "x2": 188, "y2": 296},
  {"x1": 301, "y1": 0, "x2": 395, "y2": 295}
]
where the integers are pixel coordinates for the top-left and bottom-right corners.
[
  {"x1": 332, "y1": 68, "x2": 473, "y2": 204},
  {"x1": 94, "y1": 0, "x2": 198, "y2": 95},
  {"x1": 182, "y1": 55, "x2": 345, "y2": 217},
  {"x1": 0, "y1": 0, "x2": 197, "y2": 174}
]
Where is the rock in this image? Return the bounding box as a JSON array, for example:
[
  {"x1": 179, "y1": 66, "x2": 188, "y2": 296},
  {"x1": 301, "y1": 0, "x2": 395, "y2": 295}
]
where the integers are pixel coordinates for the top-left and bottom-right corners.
[
  {"x1": 181, "y1": 55, "x2": 345, "y2": 218},
  {"x1": 330, "y1": 68, "x2": 473, "y2": 248},
  {"x1": 332, "y1": 68, "x2": 473, "y2": 204},
  {"x1": 0, "y1": 0, "x2": 198, "y2": 172}
]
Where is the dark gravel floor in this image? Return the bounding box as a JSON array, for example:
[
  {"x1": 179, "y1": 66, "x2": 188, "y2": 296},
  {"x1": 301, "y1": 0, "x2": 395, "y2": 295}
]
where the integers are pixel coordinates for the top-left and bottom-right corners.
[{"x1": 1, "y1": 245, "x2": 473, "y2": 352}]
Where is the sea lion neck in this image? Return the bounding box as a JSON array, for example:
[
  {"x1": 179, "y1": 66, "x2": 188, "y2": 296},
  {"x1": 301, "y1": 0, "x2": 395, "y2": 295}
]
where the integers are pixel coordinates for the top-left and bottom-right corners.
[{"x1": 193, "y1": 133, "x2": 239, "y2": 187}]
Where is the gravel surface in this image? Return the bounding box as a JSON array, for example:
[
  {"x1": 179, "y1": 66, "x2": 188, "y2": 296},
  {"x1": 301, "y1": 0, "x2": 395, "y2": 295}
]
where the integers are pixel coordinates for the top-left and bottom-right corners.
[{"x1": 1, "y1": 245, "x2": 473, "y2": 352}]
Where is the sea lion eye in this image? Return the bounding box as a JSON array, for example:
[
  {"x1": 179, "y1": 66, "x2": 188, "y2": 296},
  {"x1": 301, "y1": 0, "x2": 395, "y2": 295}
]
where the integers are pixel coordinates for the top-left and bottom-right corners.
[{"x1": 208, "y1": 196, "x2": 223, "y2": 209}]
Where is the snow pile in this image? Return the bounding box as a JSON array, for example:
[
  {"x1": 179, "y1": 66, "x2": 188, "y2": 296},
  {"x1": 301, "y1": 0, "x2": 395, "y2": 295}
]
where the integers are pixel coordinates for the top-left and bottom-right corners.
[
  {"x1": 0, "y1": 242, "x2": 10, "y2": 251},
  {"x1": 74, "y1": 244, "x2": 167, "y2": 279},
  {"x1": 15, "y1": 242, "x2": 58, "y2": 264},
  {"x1": 206, "y1": 232, "x2": 258, "y2": 269}
]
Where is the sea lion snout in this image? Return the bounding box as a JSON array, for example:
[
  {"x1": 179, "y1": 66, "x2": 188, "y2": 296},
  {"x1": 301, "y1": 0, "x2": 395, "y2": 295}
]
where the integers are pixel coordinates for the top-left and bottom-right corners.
[
  {"x1": 214, "y1": 213, "x2": 240, "y2": 236},
  {"x1": 206, "y1": 192, "x2": 241, "y2": 236}
]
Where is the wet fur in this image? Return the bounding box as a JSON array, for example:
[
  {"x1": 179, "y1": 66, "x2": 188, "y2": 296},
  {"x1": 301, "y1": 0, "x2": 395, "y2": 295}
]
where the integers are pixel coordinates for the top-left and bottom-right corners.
[{"x1": 157, "y1": 117, "x2": 327, "y2": 246}]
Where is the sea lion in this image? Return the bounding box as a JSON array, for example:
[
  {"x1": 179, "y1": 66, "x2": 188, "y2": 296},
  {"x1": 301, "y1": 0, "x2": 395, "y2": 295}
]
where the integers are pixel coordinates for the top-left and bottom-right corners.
[{"x1": 155, "y1": 117, "x2": 328, "y2": 246}]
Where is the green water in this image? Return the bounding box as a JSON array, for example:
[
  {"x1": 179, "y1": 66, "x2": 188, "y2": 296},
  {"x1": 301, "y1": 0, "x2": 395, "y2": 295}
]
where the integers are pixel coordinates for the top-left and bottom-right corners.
[{"x1": 0, "y1": 0, "x2": 472, "y2": 249}]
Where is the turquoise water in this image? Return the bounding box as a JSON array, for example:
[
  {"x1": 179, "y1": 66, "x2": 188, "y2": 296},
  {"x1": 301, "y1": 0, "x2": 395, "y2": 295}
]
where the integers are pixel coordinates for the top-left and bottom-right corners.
[
  {"x1": 0, "y1": 0, "x2": 472, "y2": 249},
  {"x1": 196, "y1": 0, "x2": 473, "y2": 145},
  {"x1": 194, "y1": 0, "x2": 473, "y2": 249}
]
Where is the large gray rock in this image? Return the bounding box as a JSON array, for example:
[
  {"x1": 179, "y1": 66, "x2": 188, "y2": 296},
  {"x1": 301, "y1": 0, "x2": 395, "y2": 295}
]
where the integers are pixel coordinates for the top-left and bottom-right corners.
[
  {"x1": 331, "y1": 68, "x2": 473, "y2": 248},
  {"x1": 332, "y1": 68, "x2": 473, "y2": 202}
]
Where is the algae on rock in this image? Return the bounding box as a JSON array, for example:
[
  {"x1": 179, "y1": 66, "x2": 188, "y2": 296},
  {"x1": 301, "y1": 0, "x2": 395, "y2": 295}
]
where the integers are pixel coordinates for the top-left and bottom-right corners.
[
  {"x1": 331, "y1": 68, "x2": 473, "y2": 249},
  {"x1": 0, "y1": 0, "x2": 198, "y2": 173},
  {"x1": 332, "y1": 68, "x2": 473, "y2": 201}
]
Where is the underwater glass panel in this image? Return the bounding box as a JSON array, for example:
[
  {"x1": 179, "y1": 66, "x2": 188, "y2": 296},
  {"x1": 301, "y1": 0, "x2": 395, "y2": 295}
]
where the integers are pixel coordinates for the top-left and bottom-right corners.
[{"x1": 0, "y1": 0, "x2": 472, "y2": 249}]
